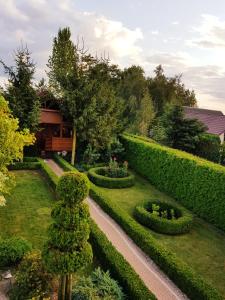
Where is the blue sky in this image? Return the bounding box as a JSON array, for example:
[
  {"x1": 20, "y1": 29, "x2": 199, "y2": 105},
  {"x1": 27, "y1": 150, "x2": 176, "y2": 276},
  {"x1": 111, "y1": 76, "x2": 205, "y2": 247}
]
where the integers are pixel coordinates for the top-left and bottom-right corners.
[{"x1": 1, "y1": 0, "x2": 225, "y2": 111}]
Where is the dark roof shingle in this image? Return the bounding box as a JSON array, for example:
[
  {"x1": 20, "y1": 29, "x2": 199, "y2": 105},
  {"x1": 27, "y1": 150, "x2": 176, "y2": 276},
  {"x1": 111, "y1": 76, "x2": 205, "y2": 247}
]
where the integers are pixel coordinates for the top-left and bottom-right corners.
[{"x1": 183, "y1": 106, "x2": 225, "y2": 135}]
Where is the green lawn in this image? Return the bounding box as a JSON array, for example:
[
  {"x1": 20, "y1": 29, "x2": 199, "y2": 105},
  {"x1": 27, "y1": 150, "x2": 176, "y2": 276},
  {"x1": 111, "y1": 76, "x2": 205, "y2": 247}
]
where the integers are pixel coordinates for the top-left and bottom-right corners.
[
  {"x1": 0, "y1": 170, "x2": 97, "y2": 278},
  {"x1": 0, "y1": 170, "x2": 54, "y2": 249},
  {"x1": 97, "y1": 172, "x2": 225, "y2": 297}
]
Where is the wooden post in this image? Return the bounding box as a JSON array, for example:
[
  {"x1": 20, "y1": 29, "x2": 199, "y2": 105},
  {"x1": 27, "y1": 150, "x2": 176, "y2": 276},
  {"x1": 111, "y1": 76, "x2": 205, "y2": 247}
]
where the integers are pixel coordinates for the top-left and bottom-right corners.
[
  {"x1": 59, "y1": 275, "x2": 66, "y2": 300},
  {"x1": 71, "y1": 126, "x2": 76, "y2": 165}
]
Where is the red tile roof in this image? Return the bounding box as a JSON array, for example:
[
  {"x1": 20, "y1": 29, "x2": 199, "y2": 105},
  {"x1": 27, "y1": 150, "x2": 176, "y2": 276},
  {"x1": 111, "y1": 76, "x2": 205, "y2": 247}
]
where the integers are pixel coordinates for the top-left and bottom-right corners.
[{"x1": 183, "y1": 106, "x2": 225, "y2": 135}]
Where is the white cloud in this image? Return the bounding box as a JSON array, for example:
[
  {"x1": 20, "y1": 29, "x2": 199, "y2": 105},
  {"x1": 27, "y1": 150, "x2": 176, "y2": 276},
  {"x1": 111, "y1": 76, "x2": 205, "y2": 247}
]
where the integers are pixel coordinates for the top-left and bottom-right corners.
[
  {"x1": 0, "y1": 0, "x2": 144, "y2": 82},
  {"x1": 187, "y1": 14, "x2": 225, "y2": 48},
  {"x1": 151, "y1": 30, "x2": 159, "y2": 35},
  {"x1": 172, "y1": 21, "x2": 179, "y2": 25}
]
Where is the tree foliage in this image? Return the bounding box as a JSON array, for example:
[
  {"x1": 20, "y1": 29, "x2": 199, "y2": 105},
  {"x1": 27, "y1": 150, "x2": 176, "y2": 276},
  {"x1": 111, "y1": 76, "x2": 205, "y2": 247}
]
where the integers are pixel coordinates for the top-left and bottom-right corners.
[
  {"x1": 0, "y1": 46, "x2": 40, "y2": 132},
  {"x1": 152, "y1": 105, "x2": 206, "y2": 152},
  {"x1": 48, "y1": 27, "x2": 121, "y2": 164},
  {"x1": 0, "y1": 95, "x2": 35, "y2": 194},
  {"x1": 72, "y1": 267, "x2": 124, "y2": 300},
  {"x1": 42, "y1": 171, "x2": 93, "y2": 300},
  {"x1": 11, "y1": 250, "x2": 53, "y2": 300},
  {"x1": 147, "y1": 65, "x2": 197, "y2": 116}
]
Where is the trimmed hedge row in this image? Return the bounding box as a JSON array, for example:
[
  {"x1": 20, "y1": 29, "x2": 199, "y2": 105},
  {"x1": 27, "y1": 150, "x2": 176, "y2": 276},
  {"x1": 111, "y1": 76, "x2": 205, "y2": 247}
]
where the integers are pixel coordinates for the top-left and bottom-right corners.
[
  {"x1": 53, "y1": 154, "x2": 76, "y2": 172},
  {"x1": 121, "y1": 134, "x2": 225, "y2": 232},
  {"x1": 88, "y1": 167, "x2": 135, "y2": 189},
  {"x1": 8, "y1": 161, "x2": 41, "y2": 170},
  {"x1": 134, "y1": 200, "x2": 193, "y2": 235},
  {"x1": 90, "y1": 221, "x2": 156, "y2": 300},
  {"x1": 89, "y1": 185, "x2": 223, "y2": 300},
  {"x1": 37, "y1": 158, "x2": 58, "y2": 189}
]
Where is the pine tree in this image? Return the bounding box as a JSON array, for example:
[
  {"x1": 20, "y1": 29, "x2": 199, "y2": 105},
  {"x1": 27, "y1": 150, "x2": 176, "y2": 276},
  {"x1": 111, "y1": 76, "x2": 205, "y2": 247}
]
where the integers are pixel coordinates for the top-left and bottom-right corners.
[
  {"x1": 42, "y1": 172, "x2": 93, "y2": 300},
  {"x1": 0, "y1": 46, "x2": 40, "y2": 132}
]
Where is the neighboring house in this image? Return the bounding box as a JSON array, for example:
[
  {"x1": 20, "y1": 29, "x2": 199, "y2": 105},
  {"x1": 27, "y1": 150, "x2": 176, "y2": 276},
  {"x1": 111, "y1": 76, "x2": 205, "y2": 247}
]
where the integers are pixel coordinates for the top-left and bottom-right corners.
[
  {"x1": 36, "y1": 108, "x2": 73, "y2": 152},
  {"x1": 183, "y1": 106, "x2": 225, "y2": 143}
]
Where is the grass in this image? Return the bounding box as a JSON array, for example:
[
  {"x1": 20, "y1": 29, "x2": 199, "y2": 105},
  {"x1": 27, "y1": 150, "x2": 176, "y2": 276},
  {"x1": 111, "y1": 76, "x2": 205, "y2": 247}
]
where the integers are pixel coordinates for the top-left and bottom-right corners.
[
  {"x1": 0, "y1": 170, "x2": 98, "y2": 278},
  {"x1": 96, "y1": 172, "x2": 225, "y2": 297},
  {"x1": 0, "y1": 170, "x2": 55, "y2": 249}
]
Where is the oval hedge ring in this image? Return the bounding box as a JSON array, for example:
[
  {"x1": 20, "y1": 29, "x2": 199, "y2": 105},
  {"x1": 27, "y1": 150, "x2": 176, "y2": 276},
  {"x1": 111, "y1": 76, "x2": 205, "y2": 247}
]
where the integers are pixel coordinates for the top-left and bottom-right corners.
[
  {"x1": 134, "y1": 200, "x2": 193, "y2": 235},
  {"x1": 88, "y1": 167, "x2": 135, "y2": 189}
]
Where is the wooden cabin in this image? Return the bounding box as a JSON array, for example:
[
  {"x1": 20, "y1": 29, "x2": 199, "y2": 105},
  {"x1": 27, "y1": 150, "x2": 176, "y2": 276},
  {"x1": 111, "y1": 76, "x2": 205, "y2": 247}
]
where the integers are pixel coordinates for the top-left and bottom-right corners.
[{"x1": 37, "y1": 109, "x2": 73, "y2": 152}]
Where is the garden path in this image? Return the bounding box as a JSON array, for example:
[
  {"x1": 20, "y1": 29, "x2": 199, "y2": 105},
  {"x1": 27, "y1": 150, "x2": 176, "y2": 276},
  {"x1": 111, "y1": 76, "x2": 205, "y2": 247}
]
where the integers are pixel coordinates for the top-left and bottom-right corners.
[{"x1": 44, "y1": 159, "x2": 189, "y2": 300}]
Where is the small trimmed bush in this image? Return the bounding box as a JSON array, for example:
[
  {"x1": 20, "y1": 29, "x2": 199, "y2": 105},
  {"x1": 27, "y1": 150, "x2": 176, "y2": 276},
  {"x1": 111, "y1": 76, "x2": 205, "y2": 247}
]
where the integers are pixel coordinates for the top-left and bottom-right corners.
[
  {"x1": 121, "y1": 134, "x2": 225, "y2": 231},
  {"x1": 56, "y1": 171, "x2": 90, "y2": 204},
  {"x1": 0, "y1": 237, "x2": 32, "y2": 267},
  {"x1": 134, "y1": 200, "x2": 193, "y2": 235},
  {"x1": 88, "y1": 167, "x2": 135, "y2": 189}
]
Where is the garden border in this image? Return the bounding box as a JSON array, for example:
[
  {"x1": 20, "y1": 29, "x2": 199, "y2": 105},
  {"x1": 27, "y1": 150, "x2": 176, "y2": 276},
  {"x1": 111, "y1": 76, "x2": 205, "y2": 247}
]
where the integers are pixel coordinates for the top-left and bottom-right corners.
[
  {"x1": 134, "y1": 200, "x2": 193, "y2": 235},
  {"x1": 88, "y1": 166, "x2": 135, "y2": 188}
]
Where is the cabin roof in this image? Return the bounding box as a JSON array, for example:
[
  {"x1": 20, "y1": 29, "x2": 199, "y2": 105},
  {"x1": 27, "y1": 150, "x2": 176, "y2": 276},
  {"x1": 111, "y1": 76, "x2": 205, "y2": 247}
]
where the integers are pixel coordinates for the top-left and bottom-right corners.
[{"x1": 183, "y1": 106, "x2": 225, "y2": 135}]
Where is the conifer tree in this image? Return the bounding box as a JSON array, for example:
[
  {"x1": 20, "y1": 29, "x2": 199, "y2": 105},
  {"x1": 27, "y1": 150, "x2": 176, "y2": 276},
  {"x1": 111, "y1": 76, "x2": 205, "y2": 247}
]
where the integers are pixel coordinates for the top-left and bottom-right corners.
[{"x1": 0, "y1": 46, "x2": 40, "y2": 132}]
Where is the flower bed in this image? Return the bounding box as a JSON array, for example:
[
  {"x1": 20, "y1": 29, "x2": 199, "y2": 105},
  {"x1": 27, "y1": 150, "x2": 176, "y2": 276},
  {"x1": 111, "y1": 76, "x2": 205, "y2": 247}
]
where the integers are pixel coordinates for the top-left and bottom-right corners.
[
  {"x1": 134, "y1": 200, "x2": 193, "y2": 235},
  {"x1": 88, "y1": 167, "x2": 135, "y2": 189}
]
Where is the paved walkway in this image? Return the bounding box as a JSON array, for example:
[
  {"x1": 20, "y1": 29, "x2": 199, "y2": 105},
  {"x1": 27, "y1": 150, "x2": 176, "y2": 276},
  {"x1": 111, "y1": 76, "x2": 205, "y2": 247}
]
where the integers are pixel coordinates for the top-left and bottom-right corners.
[{"x1": 44, "y1": 159, "x2": 189, "y2": 300}]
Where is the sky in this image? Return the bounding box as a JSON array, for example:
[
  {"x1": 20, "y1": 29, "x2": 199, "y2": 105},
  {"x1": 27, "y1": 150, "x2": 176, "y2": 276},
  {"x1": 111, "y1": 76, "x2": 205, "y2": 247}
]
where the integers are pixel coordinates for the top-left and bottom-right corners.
[{"x1": 1, "y1": 0, "x2": 225, "y2": 111}]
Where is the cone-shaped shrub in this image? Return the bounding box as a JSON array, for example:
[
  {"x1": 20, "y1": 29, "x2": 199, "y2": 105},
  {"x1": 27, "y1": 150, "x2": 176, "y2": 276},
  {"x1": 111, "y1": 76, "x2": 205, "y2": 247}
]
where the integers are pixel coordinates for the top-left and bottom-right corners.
[{"x1": 42, "y1": 171, "x2": 92, "y2": 300}]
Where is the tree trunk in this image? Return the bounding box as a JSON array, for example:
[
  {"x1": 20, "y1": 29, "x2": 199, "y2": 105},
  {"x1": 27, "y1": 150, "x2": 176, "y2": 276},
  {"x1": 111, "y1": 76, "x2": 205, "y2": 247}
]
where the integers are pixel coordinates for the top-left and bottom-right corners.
[
  {"x1": 71, "y1": 126, "x2": 76, "y2": 165},
  {"x1": 65, "y1": 274, "x2": 72, "y2": 300},
  {"x1": 58, "y1": 275, "x2": 66, "y2": 300}
]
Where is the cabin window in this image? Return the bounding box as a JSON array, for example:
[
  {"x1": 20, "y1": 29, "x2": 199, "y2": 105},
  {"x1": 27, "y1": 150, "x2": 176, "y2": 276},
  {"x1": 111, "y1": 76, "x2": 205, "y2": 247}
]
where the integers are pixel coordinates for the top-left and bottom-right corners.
[
  {"x1": 62, "y1": 126, "x2": 73, "y2": 138},
  {"x1": 52, "y1": 125, "x2": 60, "y2": 137}
]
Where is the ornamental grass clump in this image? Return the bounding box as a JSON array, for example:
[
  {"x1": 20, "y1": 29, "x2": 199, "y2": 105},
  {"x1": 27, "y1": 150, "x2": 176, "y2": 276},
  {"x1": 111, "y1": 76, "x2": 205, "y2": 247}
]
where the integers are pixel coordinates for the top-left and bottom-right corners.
[{"x1": 42, "y1": 171, "x2": 93, "y2": 300}]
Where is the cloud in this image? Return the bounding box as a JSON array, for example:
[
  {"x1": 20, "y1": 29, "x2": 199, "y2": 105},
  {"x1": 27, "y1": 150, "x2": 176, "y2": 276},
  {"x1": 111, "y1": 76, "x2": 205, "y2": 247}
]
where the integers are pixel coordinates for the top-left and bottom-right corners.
[
  {"x1": 144, "y1": 51, "x2": 225, "y2": 112},
  {"x1": 0, "y1": 0, "x2": 143, "y2": 82},
  {"x1": 151, "y1": 30, "x2": 159, "y2": 35},
  {"x1": 187, "y1": 14, "x2": 225, "y2": 48}
]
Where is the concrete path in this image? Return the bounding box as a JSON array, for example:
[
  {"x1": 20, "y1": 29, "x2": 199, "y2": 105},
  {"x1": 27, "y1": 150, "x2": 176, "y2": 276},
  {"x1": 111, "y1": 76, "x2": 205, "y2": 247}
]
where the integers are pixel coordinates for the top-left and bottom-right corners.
[{"x1": 44, "y1": 159, "x2": 188, "y2": 300}]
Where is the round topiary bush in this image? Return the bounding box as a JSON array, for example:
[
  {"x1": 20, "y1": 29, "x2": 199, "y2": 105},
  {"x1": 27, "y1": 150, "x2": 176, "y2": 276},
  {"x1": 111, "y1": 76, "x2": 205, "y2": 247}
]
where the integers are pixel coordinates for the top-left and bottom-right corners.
[
  {"x1": 134, "y1": 200, "x2": 193, "y2": 235},
  {"x1": 88, "y1": 167, "x2": 135, "y2": 189},
  {"x1": 43, "y1": 171, "x2": 93, "y2": 300},
  {"x1": 56, "y1": 171, "x2": 90, "y2": 205}
]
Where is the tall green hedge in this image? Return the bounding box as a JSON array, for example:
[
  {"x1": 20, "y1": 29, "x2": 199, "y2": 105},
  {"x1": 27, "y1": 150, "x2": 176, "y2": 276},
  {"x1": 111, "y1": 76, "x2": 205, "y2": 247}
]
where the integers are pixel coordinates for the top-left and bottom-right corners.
[
  {"x1": 121, "y1": 134, "x2": 225, "y2": 231},
  {"x1": 195, "y1": 133, "x2": 221, "y2": 162}
]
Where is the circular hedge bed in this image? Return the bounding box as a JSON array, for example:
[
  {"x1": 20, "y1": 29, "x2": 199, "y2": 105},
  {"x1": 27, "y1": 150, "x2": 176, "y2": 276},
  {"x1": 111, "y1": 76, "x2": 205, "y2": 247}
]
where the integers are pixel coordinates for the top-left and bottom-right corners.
[
  {"x1": 88, "y1": 167, "x2": 135, "y2": 189},
  {"x1": 134, "y1": 200, "x2": 193, "y2": 235}
]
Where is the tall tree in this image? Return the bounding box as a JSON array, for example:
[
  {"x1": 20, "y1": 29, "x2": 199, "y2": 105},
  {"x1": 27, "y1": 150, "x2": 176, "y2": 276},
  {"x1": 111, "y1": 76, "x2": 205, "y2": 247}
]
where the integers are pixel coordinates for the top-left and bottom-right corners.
[
  {"x1": 48, "y1": 27, "x2": 121, "y2": 164},
  {"x1": 154, "y1": 105, "x2": 206, "y2": 152},
  {"x1": 147, "y1": 65, "x2": 197, "y2": 116},
  {"x1": 42, "y1": 172, "x2": 92, "y2": 300},
  {"x1": 119, "y1": 65, "x2": 147, "y2": 128},
  {"x1": 0, "y1": 46, "x2": 40, "y2": 132}
]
